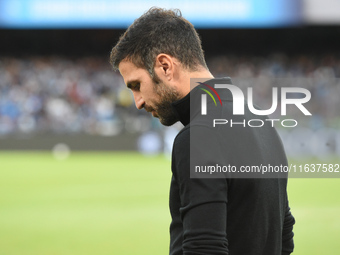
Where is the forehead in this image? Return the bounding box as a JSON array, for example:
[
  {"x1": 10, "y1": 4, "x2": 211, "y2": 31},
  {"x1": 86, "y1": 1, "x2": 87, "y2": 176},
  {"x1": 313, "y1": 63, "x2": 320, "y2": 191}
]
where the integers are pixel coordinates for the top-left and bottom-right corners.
[{"x1": 118, "y1": 60, "x2": 150, "y2": 85}]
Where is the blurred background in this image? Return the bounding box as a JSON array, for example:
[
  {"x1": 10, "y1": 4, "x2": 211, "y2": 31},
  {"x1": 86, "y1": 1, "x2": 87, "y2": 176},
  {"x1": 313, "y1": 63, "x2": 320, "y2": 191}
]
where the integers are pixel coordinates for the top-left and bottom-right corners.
[{"x1": 0, "y1": 0, "x2": 339, "y2": 254}]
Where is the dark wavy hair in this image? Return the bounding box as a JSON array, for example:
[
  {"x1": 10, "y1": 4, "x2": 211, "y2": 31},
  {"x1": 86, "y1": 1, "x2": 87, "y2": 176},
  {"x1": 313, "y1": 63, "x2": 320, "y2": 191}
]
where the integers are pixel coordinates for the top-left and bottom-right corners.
[{"x1": 110, "y1": 7, "x2": 208, "y2": 78}]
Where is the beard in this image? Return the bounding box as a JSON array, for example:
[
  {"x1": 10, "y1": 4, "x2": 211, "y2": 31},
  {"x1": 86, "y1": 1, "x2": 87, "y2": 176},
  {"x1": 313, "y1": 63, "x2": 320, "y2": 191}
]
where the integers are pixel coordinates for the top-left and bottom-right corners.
[{"x1": 147, "y1": 73, "x2": 182, "y2": 126}]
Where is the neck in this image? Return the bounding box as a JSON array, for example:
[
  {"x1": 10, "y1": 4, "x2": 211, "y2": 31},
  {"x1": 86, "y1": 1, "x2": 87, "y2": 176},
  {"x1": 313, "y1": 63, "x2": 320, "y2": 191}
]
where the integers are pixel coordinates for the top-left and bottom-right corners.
[{"x1": 177, "y1": 67, "x2": 214, "y2": 97}]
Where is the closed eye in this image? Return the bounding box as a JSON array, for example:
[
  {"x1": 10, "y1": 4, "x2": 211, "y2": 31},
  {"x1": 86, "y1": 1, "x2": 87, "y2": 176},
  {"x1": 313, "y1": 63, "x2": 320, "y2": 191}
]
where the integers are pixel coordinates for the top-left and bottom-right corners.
[{"x1": 127, "y1": 82, "x2": 140, "y2": 91}]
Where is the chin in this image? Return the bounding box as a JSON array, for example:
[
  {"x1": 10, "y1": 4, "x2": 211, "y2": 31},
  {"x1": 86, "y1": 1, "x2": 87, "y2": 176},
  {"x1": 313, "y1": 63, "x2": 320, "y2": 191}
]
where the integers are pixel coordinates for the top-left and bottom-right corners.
[{"x1": 159, "y1": 116, "x2": 178, "y2": 126}]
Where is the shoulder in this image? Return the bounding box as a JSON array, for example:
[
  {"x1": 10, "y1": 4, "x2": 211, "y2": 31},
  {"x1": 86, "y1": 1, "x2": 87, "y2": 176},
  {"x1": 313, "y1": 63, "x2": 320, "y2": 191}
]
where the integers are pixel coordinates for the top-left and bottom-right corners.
[
  {"x1": 173, "y1": 124, "x2": 220, "y2": 147},
  {"x1": 172, "y1": 123, "x2": 226, "y2": 167}
]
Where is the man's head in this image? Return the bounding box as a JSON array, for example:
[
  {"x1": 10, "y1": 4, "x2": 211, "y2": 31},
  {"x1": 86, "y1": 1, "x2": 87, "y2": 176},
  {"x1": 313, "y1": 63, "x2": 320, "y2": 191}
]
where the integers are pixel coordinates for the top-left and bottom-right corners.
[
  {"x1": 119, "y1": 58, "x2": 181, "y2": 126},
  {"x1": 110, "y1": 7, "x2": 207, "y2": 77},
  {"x1": 110, "y1": 7, "x2": 210, "y2": 126}
]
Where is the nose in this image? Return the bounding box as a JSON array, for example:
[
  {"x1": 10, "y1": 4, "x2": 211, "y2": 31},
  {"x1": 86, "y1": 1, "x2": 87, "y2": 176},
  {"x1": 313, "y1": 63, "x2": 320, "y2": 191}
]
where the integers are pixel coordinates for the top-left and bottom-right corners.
[{"x1": 132, "y1": 92, "x2": 145, "y2": 110}]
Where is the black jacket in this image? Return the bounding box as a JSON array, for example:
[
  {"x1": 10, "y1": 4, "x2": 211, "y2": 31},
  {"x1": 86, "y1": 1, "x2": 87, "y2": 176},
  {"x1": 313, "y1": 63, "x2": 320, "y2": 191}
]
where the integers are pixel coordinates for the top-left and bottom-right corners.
[{"x1": 169, "y1": 77, "x2": 295, "y2": 255}]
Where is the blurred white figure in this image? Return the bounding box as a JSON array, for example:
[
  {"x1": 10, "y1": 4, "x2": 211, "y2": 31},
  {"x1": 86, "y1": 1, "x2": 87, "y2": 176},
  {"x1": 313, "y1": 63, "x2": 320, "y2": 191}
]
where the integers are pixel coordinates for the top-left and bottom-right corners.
[
  {"x1": 163, "y1": 123, "x2": 183, "y2": 159},
  {"x1": 137, "y1": 131, "x2": 162, "y2": 156},
  {"x1": 52, "y1": 143, "x2": 71, "y2": 160},
  {"x1": 45, "y1": 98, "x2": 74, "y2": 132}
]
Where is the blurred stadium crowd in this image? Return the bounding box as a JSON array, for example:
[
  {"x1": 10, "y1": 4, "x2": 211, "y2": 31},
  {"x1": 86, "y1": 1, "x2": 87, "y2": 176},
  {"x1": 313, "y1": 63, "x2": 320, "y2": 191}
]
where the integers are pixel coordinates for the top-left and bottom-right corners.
[
  {"x1": 0, "y1": 54, "x2": 340, "y2": 136},
  {"x1": 1, "y1": 57, "x2": 130, "y2": 136},
  {"x1": 1, "y1": 54, "x2": 340, "y2": 143}
]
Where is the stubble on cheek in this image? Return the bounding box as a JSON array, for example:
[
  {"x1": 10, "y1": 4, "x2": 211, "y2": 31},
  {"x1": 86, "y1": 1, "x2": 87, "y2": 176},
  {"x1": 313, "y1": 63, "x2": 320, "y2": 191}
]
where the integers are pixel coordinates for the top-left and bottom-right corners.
[{"x1": 153, "y1": 83, "x2": 181, "y2": 126}]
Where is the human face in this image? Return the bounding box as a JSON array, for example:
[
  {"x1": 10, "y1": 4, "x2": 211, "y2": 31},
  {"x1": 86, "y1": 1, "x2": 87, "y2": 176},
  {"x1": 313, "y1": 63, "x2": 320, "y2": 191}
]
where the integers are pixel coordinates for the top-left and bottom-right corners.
[{"x1": 119, "y1": 60, "x2": 181, "y2": 126}]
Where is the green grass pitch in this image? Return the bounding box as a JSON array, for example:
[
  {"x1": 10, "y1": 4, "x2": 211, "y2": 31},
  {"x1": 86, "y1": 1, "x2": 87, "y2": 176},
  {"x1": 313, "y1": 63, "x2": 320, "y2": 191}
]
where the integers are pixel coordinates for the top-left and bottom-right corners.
[{"x1": 0, "y1": 152, "x2": 339, "y2": 254}]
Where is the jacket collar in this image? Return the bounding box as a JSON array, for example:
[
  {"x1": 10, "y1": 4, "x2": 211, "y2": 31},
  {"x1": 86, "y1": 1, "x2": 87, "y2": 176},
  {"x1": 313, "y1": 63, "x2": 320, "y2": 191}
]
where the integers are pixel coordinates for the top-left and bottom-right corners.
[{"x1": 171, "y1": 77, "x2": 232, "y2": 126}]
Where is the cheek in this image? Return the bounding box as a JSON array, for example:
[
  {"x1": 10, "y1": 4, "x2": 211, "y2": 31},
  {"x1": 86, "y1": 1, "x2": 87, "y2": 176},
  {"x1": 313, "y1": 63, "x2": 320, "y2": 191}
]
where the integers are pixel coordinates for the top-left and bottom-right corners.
[{"x1": 145, "y1": 84, "x2": 162, "y2": 101}]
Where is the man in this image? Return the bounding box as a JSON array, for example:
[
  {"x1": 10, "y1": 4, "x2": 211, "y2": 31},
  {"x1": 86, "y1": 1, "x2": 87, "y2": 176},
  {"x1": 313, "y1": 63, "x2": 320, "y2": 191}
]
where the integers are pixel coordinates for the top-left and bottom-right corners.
[{"x1": 110, "y1": 7, "x2": 295, "y2": 255}]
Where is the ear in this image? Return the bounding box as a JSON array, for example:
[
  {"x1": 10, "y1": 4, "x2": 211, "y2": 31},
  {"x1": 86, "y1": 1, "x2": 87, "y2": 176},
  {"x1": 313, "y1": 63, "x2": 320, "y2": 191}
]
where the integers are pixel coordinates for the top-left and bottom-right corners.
[{"x1": 154, "y1": 54, "x2": 174, "y2": 81}]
